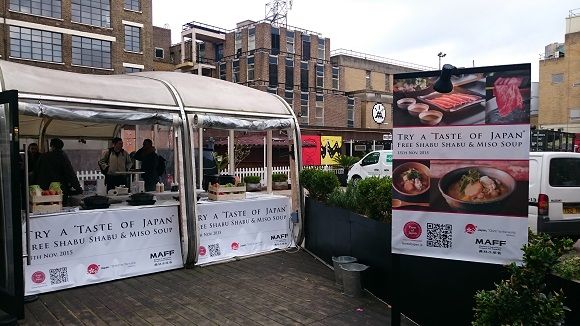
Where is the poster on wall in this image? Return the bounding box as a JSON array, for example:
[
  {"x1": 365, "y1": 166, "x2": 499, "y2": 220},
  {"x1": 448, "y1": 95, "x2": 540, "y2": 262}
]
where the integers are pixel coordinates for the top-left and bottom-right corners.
[
  {"x1": 302, "y1": 135, "x2": 321, "y2": 166},
  {"x1": 321, "y1": 136, "x2": 343, "y2": 165},
  {"x1": 391, "y1": 63, "x2": 530, "y2": 265},
  {"x1": 24, "y1": 205, "x2": 182, "y2": 295},
  {"x1": 196, "y1": 195, "x2": 294, "y2": 265}
]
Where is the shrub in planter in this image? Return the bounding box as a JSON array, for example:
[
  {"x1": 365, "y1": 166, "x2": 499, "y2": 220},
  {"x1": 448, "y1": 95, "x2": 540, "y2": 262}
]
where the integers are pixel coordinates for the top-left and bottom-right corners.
[
  {"x1": 244, "y1": 175, "x2": 261, "y2": 192},
  {"x1": 300, "y1": 169, "x2": 340, "y2": 202},
  {"x1": 472, "y1": 232, "x2": 574, "y2": 326},
  {"x1": 327, "y1": 182, "x2": 358, "y2": 212},
  {"x1": 272, "y1": 173, "x2": 289, "y2": 190},
  {"x1": 355, "y1": 177, "x2": 392, "y2": 223},
  {"x1": 554, "y1": 256, "x2": 580, "y2": 281}
]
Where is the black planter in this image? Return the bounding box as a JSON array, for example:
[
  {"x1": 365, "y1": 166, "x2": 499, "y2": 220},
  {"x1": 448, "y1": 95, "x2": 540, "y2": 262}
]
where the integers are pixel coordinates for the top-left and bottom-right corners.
[{"x1": 548, "y1": 274, "x2": 580, "y2": 325}]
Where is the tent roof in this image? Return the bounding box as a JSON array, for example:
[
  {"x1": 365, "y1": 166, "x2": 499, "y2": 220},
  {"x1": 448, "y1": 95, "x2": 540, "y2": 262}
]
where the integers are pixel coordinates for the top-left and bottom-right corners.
[{"x1": 0, "y1": 60, "x2": 294, "y2": 118}]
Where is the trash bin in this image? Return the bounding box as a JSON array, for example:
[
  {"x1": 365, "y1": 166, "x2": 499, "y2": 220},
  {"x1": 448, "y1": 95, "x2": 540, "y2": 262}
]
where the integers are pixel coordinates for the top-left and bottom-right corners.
[
  {"x1": 340, "y1": 263, "x2": 369, "y2": 297},
  {"x1": 332, "y1": 256, "x2": 357, "y2": 289}
]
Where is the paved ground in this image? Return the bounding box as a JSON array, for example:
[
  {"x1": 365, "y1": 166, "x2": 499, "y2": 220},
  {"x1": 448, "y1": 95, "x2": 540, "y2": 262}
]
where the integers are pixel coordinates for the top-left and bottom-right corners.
[{"x1": 18, "y1": 250, "x2": 417, "y2": 325}]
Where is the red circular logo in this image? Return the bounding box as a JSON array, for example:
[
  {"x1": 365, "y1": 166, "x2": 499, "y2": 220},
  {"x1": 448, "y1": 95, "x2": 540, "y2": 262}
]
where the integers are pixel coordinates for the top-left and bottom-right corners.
[
  {"x1": 231, "y1": 242, "x2": 239, "y2": 250},
  {"x1": 465, "y1": 224, "x2": 477, "y2": 234},
  {"x1": 87, "y1": 264, "x2": 100, "y2": 275},
  {"x1": 403, "y1": 221, "x2": 422, "y2": 239},
  {"x1": 199, "y1": 246, "x2": 206, "y2": 256},
  {"x1": 31, "y1": 271, "x2": 45, "y2": 284}
]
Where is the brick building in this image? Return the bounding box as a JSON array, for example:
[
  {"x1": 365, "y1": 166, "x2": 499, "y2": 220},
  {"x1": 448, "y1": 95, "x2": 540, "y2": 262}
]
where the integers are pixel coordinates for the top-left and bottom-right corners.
[
  {"x1": 0, "y1": 0, "x2": 172, "y2": 74},
  {"x1": 539, "y1": 9, "x2": 580, "y2": 132}
]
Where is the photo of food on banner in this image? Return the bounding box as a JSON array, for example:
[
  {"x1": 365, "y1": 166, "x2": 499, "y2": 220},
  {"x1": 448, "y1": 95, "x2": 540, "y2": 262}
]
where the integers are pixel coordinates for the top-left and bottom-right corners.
[
  {"x1": 392, "y1": 73, "x2": 486, "y2": 127},
  {"x1": 428, "y1": 160, "x2": 529, "y2": 216},
  {"x1": 484, "y1": 70, "x2": 531, "y2": 125},
  {"x1": 391, "y1": 159, "x2": 431, "y2": 210}
]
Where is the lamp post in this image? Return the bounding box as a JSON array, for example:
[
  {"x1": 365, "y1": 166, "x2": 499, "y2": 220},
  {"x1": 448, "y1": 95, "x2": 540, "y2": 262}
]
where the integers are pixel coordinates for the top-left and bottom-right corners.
[{"x1": 437, "y1": 52, "x2": 446, "y2": 70}]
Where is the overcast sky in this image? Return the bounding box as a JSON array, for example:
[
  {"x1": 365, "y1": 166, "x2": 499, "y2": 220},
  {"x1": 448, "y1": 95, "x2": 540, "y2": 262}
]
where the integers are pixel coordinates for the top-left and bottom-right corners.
[{"x1": 152, "y1": 0, "x2": 579, "y2": 81}]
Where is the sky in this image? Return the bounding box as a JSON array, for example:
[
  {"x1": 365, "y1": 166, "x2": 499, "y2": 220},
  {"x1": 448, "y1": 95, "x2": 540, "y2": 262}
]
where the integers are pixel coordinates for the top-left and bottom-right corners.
[{"x1": 151, "y1": 0, "x2": 580, "y2": 82}]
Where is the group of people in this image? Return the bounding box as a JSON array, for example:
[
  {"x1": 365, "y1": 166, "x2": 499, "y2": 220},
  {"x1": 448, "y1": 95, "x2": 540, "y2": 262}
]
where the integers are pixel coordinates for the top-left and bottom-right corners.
[{"x1": 25, "y1": 137, "x2": 164, "y2": 199}]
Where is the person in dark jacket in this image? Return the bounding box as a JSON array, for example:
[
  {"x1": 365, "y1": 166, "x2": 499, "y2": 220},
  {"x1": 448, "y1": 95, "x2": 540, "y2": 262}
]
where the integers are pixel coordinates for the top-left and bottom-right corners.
[
  {"x1": 133, "y1": 139, "x2": 159, "y2": 191},
  {"x1": 35, "y1": 138, "x2": 82, "y2": 196}
]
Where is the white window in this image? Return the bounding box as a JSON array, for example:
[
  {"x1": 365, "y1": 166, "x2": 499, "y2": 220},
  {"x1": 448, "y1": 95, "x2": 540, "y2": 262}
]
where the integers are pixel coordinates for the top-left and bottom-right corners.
[
  {"x1": 10, "y1": 0, "x2": 62, "y2": 18},
  {"x1": 332, "y1": 66, "x2": 339, "y2": 90},
  {"x1": 71, "y1": 0, "x2": 110, "y2": 28},
  {"x1": 124, "y1": 25, "x2": 141, "y2": 52},
  {"x1": 72, "y1": 35, "x2": 111, "y2": 69},
  {"x1": 300, "y1": 92, "x2": 309, "y2": 124},
  {"x1": 315, "y1": 93, "x2": 324, "y2": 126},
  {"x1": 9, "y1": 26, "x2": 62, "y2": 63},
  {"x1": 234, "y1": 31, "x2": 242, "y2": 57},
  {"x1": 316, "y1": 64, "x2": 324, "y2": 89},
  {"x1": 317, "y1": 38, "x2": 325, "y2": 60},
  {"x1": 286, "y1": 30, "x2": 294, "y2": 57},
  {"x1": 248, "y1": 27, "x2": 255, "y2": 52},
  {"x1": 232, "y1": 59, "x2": 240, "y2": 83},
  {"x1": 124, "y1": 0, "x2": 139, "y2": 11},
  {"x1": 247, "y1": 55, "x2": 255, "y2": 81},
  {"x1": 347, "y1": 96, "x2": 355, "y2": 128}
]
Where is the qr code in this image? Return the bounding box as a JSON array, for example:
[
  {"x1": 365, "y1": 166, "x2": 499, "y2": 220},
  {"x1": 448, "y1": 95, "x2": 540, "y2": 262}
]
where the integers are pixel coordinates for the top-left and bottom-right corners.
[
  {"x1": 49, "y1": 267, "x2": 69, "y2": 285},
  {"x1": 208, "y1": 244, "x2": 221, "y2": 257},
  {"x1": 426, "y1": 223, "x2": 453, "y2": 248}
]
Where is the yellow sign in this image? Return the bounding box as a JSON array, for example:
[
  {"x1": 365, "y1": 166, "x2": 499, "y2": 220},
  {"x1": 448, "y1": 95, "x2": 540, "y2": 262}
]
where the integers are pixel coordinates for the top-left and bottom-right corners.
[{"x1": 320, "y1": 136, "x2": 342, "y2": 165}]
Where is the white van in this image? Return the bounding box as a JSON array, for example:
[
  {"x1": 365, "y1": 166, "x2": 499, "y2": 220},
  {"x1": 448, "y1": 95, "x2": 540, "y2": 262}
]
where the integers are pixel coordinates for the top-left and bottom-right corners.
[
  {"x1": 347, "y1": 150, "x2": 392, "y2": 184},
  {"x1": 529, "y1": 151, "x2": 580, "y2": 237}
]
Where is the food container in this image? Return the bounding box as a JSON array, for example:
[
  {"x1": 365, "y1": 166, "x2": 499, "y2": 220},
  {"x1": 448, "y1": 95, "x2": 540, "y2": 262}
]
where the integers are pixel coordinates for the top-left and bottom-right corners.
[
  {"x1": 396, "y1": 98, "x2": 416, "y2": 109},
  {"x1": 393, "y1": 162, "x2": 431, "y2": 198},
  {"x1": 407, "y1": 103, "x2": 429, "y2": 117},
  {"x1": 419, "y1": 110, "x2": 443, "y2": 126}
]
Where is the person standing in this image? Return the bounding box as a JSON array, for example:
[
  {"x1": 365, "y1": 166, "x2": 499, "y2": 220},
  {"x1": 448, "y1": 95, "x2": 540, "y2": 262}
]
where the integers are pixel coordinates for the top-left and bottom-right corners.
[
  {"x1": 35, "y1": 138, "x2": 82, "y2": 196},
  {"x1": 98, "y1": 137, "x2": 133, "y2": 190},
  {"x1": 134, "y1": 139, "x2": 159, "y2": 191}
]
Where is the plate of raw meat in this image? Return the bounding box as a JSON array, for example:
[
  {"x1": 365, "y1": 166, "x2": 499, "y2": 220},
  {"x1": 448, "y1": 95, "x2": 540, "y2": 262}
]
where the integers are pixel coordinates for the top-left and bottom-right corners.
[{"x1": 418, "y1": 89, "x2": 484, "y2": 113}]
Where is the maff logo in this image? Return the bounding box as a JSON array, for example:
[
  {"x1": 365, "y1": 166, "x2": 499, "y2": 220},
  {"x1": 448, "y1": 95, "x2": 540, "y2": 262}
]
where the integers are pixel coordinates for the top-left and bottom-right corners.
[
  {"x1": 150, "y1": 250, "x2": 175, "y2": 259},
  {"x1": 476, "y1": 239, "x2": 507, "y2": 246},
  {"x1": 271, "y1": 233, "x2": 288, "y2": 240},
  {"x1": 465, "y1": 224, "x2": 477, "y2": 234}
]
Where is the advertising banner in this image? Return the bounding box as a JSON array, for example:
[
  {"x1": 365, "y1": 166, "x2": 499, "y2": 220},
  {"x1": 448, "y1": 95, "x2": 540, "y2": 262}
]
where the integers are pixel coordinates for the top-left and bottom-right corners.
[
  {"x1": 321, "y1": 136, "x2": 342, "y2": 165},
  {"x1": 302, "y1": 135, "x2": 321, "y2": 166},
  {"x1": 392, "y1": 64, "x2": 530, "y2": 264},
  {"x1": 24, "y1": 204, "x2": 183, "y2": 295},
  {"x1": 196, "y1": 195, "x2": 294, "y2": 265}
]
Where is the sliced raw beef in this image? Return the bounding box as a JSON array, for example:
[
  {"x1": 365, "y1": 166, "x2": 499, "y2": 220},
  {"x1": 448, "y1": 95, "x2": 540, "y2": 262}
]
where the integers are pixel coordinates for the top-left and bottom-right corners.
[{"x1": 493, "y1": 77, "x2": 523, "y2": 117}]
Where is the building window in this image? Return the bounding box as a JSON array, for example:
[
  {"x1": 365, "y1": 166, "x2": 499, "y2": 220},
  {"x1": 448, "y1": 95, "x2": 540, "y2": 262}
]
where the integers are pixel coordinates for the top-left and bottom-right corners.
[
  {"x1": 215, "y1": 44, "x2": 224, "y2": 61},
  {"x1": 315, "y1": 93, "x2": 324, "y2": 126},
  {"x1": 365, "y1": 70, "x2": 371, "y2": 89},
  {"x1": 10, "y1": 0, "x2": 62, "y2": 18},
  {"x1": 552, "y1": 73, "x2": 564, "y2": 84},
  {"x1": 71, "y1": 0, "x2": 110, "y2": 28},
  {"x1": 271, "y1": 27, "x2": 280, "y2": 55},
  {"x1": 247, "y1": 55, "x2": 255, "y2": 82},
  {"x1": 9, "y1": 26, "x2": 62, "y2": 63},
  {"x1": 72, "y1": 35, "x2": 111, "y2": 69},
  {"x1": 347, "y1": 96, "x2": 355, "y2": 128},
  {"x1": 248, "y1": 27, "x2": 255, "y2": 52},
  {"x1": 316, "y1": 64, "x2": 324, "y2": 89},
  {"x1": 285, "y1": 57, "x2": 294, "y2": 90},
  {"x1": 317, "y1": 38, "x2": 325, "y2": 61},
  {"x1": 124, "y1": 25, "x2": 141, "y2": 53},
  {"x1": 124, "y1": 67, "x2": 141, "y2": 73},
  {"x1": 385, "y1": 74, "x2": 391, "y2": 91},
  {"x1": 124, "y1": 0, "x2": 139, "y2": 11},
  {"x1": 300, "y1": 92, "x2": 309, "y2": 124},
  {"x1": 302, "y1": 34, "x2": 310, "y2": 60},
  {"x1": 269, "y1": 55, "x2": 278, "y2": 88},
  {"x1": 155, "y1": 47, "x2": 164, "y2": 59},
  {"x1": 285, "y1": 90, "x2": 293, "y2": 107},
  {"x1": 332, "y1": 66, "x2": 339, "y2": 90},
  {"x1": 232, "y1": 59, "x2": 240, "y2": 83},
  {"x1": 197, "y1": 42, "x2": 205, "y2": 62},
  {"x1": 219, "y1": 61, "x2": 226, "y2": 80},
  {"x1": 267, "y1": 87, "x2": 277, "y2": 94},
  {"x1": 234, "y1": 31, "x2": 241, "y2": 57},
  {"x1": 286, "y1": 30, "x2": 294, "y2": 57},
  {"x1": 300, "y1": 61, "x2": 309, "y2": 92}
]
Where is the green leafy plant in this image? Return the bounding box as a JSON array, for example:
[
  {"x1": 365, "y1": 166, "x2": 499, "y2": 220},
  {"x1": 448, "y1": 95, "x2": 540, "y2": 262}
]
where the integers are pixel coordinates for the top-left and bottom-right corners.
[
  {"x1": 327, "y1": 182, "x2": 358, "y2": 211},
  {"x1": 300, "y1": 168, "x2": 340, "y2": 202},
  {"x1": 472, "y1": 232, "x2": 574, "y2": 326},
  {"x1": 332, "y1": 155, "x2": 360, "y2": 172},
  {"x1": 554, "y1": 256, "x2": 580, "y2": 281},
  {"x1": 354, "y1": 177, "x2": 392, "y2": 223},
  {"x1": 272, "y1": 173, "x2": 288, "y2": 182},
  {"x1": 244, "y1": 175, "x2": 261, "y2": 184}
]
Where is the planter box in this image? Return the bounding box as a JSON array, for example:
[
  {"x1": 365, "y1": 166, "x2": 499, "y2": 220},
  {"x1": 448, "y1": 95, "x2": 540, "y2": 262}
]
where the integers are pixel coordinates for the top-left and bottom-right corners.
[
  {"x1": 273, "y1": 181, "x2": 288, "y2": 190},
  {"x1": 246, "y1": 183, "x2": 262, "y2": 192},
  {"x1": 208, "y1": 184, "x2": 246, "y2": 201}
]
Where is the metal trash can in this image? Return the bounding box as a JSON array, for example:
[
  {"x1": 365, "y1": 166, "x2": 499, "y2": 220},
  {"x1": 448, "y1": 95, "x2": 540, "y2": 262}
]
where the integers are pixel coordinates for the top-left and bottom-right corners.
[
  {"x1": 332, "y1": 256, "x2": 357, "y2": 289},
  {"x1": 340, "y1": 263, "x2": 369, "y2": 297}
]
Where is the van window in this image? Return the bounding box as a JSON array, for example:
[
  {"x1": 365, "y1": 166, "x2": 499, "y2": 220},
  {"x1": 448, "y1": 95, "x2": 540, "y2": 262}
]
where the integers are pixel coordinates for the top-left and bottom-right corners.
[
  {"x1": 361, "y1": 152, "x2": 380, "y2": 166},
  {"x1": 549, "y1": 158, "x2": 580, "y2": 187}
]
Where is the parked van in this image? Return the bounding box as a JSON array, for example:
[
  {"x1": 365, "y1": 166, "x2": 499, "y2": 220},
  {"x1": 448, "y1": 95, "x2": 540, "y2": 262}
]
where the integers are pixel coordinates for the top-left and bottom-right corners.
[
  {"x1": 347, "y1": 150, "x2": 392, "y2": 184},
  {"x1": 529, "y1": 152, "x2": 580, "y2": 238}
]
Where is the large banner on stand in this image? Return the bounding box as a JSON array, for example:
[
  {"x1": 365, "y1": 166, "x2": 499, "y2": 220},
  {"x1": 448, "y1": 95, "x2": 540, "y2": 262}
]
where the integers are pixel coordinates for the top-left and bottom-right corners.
[
  {"x1": 196, "y1": 195, "x2": 294, "y2": 265},
  {"x1": 24, "y1": 204, "x2": 182, "y2": 294},
  {"x1": 392, "y1": 64, "x2": 531, "y2": 265}
]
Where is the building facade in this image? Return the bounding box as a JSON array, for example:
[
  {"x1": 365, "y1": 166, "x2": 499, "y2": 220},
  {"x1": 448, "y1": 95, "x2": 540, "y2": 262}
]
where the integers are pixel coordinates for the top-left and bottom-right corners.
[
  {"x1": 0, "y1": 0, "x2": 170, "y2": 74},
  {"x1": 538, "y1": 10, "x2": 580, "y2": 132}
]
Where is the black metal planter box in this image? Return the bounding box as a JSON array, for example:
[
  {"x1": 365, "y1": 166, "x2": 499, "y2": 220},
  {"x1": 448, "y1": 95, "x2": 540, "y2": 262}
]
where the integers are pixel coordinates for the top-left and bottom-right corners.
[{"x1": 548, "y1": 274, "x2": 580, "y2": 325}]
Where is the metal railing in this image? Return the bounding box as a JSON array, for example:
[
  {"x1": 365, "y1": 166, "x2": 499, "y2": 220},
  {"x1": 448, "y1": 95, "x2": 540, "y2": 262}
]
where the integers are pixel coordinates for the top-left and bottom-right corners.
[{"x1": 330, "y1": 48, "x2": 436, "y2": 71}]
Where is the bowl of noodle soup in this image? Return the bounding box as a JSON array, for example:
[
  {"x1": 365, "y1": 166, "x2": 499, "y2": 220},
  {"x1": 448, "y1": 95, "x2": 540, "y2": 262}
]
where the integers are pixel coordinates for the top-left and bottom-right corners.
[
  {"x1": 393, "y1": 162, "x2": 430, "y2": 197},
  {"x1": 438, "y1": 166, "x2": 516, "y2": 212}
]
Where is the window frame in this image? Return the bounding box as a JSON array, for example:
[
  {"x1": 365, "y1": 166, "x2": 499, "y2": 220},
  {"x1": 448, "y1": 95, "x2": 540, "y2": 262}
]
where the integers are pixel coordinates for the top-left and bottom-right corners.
[
  {"x1": 332, "y1": 66, "x2": 339, "y2": 90},
  {"x1": 155, "y1": 47, "x2": 164, "y2": 59},
  {"x1": 300, "y1": 92, "x2": 309, "y2": 124},
  {"x1": 316, "y1": 63, "x2": 324, "y2": 89},
  {"x1": 247, "y1": 55, "x2": 255, "y2": 82},
  {"x1": 248, "y1": 27, "x2": 255, "y2": 52},
  {"x1": 123, "y1": 0, "x2": 140, "y2": 12},
  {"x1": 9, "y1": 0, "x2": 62, "y2": 19},
  {"x1": 71, "y1": 0, "x2": 111, "y2": 28},
  {"x1": 9, "y1": 25, "x2": 63, "y2": 63},
  {"x1": 124, "y1": 25, "x2": 141, "y2": 53},
  {"x1": 232, "y1": 59, "x2": 240, "y2": 83},
  {"x1": 71, "y1": 35, "x2": 112, "y2": 69},
  {"x1": 347, "y1": 96, "x2": 355, "y2": 128}
]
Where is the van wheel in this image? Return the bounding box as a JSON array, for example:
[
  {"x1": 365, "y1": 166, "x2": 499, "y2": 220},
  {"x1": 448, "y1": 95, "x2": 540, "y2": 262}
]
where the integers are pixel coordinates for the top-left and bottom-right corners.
[{"x1": 351, "y1": 176, "x2": 362, "y2": 186}]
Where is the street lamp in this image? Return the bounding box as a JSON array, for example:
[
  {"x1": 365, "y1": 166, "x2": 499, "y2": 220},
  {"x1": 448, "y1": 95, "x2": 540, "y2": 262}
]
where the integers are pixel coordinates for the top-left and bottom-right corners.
[{"x1": 437, "y1": 52, "x2": 446, "y2": 70}]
